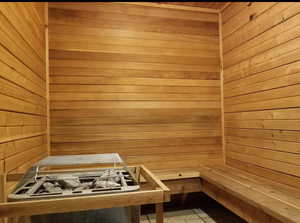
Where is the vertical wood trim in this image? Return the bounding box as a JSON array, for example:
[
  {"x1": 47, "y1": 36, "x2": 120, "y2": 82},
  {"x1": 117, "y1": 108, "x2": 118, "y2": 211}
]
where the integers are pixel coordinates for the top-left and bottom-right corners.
[
  {"x1": 131, "y1": 206, "x2": 141, "y2": 223},
  {"x1": 218, "y1": 13, "x2": 226, "y2": 165},
  {"x1": 45, "y1": 2, "x2": 50, "y2": 156},
  {"x1": 155, "y1": 203, "x2": 164, "y2": 223},
  {"x1": 0, "y1": 174, "x2": 5, "y2": 202},
  {"x1": 0, "y1": 174, "x2": 6, "y2": 223}
]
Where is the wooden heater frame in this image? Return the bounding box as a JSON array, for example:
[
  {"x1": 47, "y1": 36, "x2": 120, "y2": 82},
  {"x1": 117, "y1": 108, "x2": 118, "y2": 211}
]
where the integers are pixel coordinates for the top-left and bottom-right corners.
[{"x1": 0, "y1": 165, "x2": 170, "y2": 223}]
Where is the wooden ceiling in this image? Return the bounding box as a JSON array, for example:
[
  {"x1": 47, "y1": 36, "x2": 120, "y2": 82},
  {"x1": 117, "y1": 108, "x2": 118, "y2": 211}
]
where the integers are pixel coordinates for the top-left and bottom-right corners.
[{"x1": 154, "y1": 2, "x2": 229, "y2": 10}]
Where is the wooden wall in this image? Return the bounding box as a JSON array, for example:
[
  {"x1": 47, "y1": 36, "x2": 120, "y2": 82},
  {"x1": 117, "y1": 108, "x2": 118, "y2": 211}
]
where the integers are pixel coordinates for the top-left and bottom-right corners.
[
  {"x1": 222, "y1": 2, "x2": 300, "y2": 189},
  {"x1": 0, "y1": 3, "x2": 48, "y2": 174},
  {"x1": 48, "y1": 2, "x2": 222, "y2": 171}
]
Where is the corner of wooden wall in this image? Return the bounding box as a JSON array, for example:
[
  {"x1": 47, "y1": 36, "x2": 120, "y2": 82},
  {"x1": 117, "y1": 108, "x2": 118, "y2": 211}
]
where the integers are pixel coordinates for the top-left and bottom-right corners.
[
  {"x1": 45, "y1": 2, "x2": 50, "y2": 156},
  {"x1": 218, "y1": 11, "x2": 226, "y2": 165}
]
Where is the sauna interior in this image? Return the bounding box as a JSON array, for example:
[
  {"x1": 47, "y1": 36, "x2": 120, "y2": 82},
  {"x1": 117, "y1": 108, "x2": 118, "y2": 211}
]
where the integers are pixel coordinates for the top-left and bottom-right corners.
[{"x1": 0, "y1": 2, "x2": 300, "y2": 223}]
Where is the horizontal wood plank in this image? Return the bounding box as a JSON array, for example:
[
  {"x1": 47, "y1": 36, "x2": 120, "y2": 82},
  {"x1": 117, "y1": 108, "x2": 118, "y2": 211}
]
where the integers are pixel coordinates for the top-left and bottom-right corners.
[
  {"x1": 48, "y1": 2, "x2": 221, "y2": 171},
  {"x1": 0, "y1": 2, "x2": 47, "y2": 175},
  {"x1": 222, "y1": 2, "x2": 300, "y2": 189}
]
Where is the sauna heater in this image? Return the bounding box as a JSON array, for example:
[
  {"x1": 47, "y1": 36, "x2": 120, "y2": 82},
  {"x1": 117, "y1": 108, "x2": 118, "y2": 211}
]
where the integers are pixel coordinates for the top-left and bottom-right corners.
[{"x1": 8, "y1": 153, "x2": 140, "y2": 201}]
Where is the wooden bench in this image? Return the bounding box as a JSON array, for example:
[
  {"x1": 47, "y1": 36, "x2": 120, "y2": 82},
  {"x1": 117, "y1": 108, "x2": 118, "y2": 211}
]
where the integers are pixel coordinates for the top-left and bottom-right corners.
[
  {"x1": 199, "y1": 165, "x2": 300, "y2": 223},
  {"x1": 152, "y1": 169, "x2": 202, "y2": 195}
]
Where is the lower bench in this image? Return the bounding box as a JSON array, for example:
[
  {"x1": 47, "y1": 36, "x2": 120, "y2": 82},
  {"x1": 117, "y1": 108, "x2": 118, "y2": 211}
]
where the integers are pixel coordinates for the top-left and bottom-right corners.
[{"x1": 199, "y1": 165, "x2": 300, "y2": 223}]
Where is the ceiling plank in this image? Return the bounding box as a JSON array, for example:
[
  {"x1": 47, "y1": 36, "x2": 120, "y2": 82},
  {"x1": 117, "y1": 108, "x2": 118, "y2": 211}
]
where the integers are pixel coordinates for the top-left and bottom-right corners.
[{"x1": 117, "y1": 2, "x2": 220, "y2": 13}]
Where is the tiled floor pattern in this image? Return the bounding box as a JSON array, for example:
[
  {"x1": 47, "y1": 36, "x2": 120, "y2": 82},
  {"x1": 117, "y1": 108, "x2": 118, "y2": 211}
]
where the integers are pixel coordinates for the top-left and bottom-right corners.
[
  {"x1": 141, "y1": 192, "x2": 246, "y2": 223},
  {"x1": 141, "y1": 208, "x2": 243, "y2": 223}
]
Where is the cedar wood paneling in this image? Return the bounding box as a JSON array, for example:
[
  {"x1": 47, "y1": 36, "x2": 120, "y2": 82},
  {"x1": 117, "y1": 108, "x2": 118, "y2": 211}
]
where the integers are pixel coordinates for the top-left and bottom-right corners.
[
  {"x1": 222, "y1": 2, "x2": 300, "y2": 189},
  {"x1": 0, "y1": 3, "x2": 48, "y2": 175},
  {"x1": 48, "y1": 2, "x2": 222, "y2": 171}
]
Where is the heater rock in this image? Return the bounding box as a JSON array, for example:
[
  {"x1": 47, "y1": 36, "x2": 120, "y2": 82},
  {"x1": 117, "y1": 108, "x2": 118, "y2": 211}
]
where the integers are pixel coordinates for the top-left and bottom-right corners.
[
  {"x1": 75, "y1": 182, "x2": 94, "y2": 190},
  {"x1": 99, "y1": 170, "x2": 121, "y2": 182},
  {"x1": 43, "y1": 182, "x2": 62, "y2": 193},
  {"x1": 59, "y1": 178, "x2": 82, "y2": 189},
  {"x1": 94, "y1": 180, "x2": 120, "y2": 188},
  {"x1": 100, "y1": 170, "x2": 118, "y2": 178}
]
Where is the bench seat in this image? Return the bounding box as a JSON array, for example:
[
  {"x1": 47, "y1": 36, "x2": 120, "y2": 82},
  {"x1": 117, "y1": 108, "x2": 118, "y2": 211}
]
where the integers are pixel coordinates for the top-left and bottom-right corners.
[
  {"x1": 199, "y1": 165, "x2": 300, "y2": 223},
  {"x1": 152, "y1": 169, "x2": 202, "y2": 195}
]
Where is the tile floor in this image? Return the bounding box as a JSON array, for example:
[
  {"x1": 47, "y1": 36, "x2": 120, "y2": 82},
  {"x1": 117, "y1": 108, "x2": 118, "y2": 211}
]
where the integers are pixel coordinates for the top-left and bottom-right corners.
[
  {"x1": 141, "y1": 209, "x2": 215, "y2": 223},
  {"x1": 141, "y1": 193, "x2": 246, "y2": 223},
  {"x1": 141, "y1": 208, "x2": 242, "y2": 223}
]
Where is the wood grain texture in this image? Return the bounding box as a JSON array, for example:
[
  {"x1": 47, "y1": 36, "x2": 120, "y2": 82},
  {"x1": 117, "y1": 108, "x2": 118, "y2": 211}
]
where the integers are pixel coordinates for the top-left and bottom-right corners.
[
  {"x1": 203, "y1": 179, "x2": 287, "y2": 223},
  {"x1": 222, "y1": 2, "x2": 300, "y2": 189},
  {"x1": 164, "y1": 178, "x2": 202, "y2": 194},
  {"x1": 0, "y1": 3, "x2": 47, "y2": 174},
  {"x1": 151, "y1": 2, "x2": 228, "y2": 10},
  {"x1": 49, "y1": 2, "x2": 222, "y2": 171}
]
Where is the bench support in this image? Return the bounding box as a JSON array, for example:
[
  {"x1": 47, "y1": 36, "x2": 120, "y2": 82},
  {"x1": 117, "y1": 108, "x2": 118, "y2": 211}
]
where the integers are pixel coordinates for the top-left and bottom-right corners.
[{"x1": 155, "y1": 203, "x2": 164, "y2": 223}]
